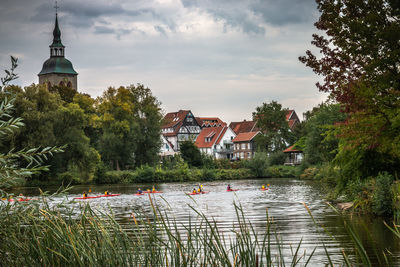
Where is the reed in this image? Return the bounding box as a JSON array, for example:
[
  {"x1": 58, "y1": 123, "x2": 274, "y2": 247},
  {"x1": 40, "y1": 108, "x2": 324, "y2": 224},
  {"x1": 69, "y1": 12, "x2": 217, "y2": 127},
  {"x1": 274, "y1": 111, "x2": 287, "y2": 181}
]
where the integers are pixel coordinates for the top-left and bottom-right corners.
[{"x1": 0, "y1": 195, "x2": 398, "y2": 266}]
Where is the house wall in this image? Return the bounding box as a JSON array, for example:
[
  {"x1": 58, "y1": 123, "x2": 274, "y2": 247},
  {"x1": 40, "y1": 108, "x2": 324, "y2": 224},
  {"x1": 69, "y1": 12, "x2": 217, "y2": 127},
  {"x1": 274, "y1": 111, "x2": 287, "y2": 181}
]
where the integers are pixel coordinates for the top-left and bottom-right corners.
[
  {"x1": 233, "y1": 141, "x2": 255, "y2": 160},
  {"x1": 214, "y1": 127, "x2": 236, "y2": 159}
]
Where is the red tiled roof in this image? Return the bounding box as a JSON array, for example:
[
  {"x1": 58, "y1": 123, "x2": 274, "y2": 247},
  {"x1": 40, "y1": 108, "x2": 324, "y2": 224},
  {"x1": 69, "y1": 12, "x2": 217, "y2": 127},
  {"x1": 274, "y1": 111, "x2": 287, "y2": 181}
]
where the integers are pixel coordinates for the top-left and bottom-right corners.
[
  {"x1": 162, "y1": 110, "x2": 190, "y2": 129},
  {"x1": 229, "y1": 120, "x2": 258, "y2": 135},
  {"x1": 286, "y1": 110, "x2": 294, "y2": 121},
  {"x1": 196, "y1": 117, "x2": 227, "y2": 127},
  {"x1": 195, "y1": 126, "x2": 226, "y2": 148},
  {"x1": 232, "y1": 131, "x2": 260, "y2": 142},
  {"x1": 283, "y1": 145, "x2": 302, "y2": 153},
  {"x1": 215, "y1": 127, "x2": 229, "y2": 145}
]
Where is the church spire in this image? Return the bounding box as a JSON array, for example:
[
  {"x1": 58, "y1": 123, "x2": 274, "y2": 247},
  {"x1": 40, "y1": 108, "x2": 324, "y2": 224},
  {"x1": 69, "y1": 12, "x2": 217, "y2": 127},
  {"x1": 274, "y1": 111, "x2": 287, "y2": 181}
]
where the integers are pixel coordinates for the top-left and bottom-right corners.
[{"x1": 50, "y1": 1, "x2": 64, "y2": 57}]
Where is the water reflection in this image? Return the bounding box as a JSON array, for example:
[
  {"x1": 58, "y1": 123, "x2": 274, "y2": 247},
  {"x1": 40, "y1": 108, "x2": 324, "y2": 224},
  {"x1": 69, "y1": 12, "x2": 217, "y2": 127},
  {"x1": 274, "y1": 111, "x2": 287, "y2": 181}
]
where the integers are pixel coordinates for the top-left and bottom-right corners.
[{"x1": 10, "y1": 178, "x2": 400, "y2": 265}]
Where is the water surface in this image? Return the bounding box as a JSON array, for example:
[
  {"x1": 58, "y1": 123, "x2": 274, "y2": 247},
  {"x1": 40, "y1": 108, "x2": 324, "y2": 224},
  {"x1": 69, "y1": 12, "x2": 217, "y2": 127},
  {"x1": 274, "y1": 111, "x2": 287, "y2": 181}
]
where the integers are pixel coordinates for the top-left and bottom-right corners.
[{"x1": 12, "y1": 178, "x2": 400, "y2": 265}]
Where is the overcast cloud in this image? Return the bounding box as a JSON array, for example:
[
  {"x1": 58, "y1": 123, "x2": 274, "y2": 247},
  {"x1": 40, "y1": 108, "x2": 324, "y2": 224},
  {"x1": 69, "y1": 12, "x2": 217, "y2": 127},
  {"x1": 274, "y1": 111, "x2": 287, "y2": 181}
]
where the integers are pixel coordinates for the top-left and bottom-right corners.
[{"x1": 0, "y1": 0, "x2": 326, "y2": 122}]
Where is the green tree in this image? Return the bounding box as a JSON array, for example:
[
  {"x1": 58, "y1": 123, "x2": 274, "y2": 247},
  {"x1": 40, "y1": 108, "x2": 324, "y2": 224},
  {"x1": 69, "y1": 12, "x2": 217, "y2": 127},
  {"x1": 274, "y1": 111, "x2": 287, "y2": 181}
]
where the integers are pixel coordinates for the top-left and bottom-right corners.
[
  {"x1": 180, "y1": 140, "x2": 203, "y2": 167},
  {"x1": 303, "y1": 103, "x2": 346, "y2": 164},
  {"x1": 0, "y1": 57, "x2": 63, "y2": 189},
  {"x1": 253, "y1": 101, "x2": 293, "y2": 152},
  {"x1": 300, "y1": 0, "x2": 400, "y2": 175},
  {"x1": 97, "y1": 84, "x2": 162, "y2": 170}
]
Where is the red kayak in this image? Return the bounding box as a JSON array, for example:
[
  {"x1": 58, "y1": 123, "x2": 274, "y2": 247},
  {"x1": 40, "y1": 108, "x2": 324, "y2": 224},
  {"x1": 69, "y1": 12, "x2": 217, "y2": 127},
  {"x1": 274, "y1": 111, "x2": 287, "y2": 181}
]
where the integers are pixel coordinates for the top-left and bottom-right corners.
[
  {"x1": 99, "y1": 194, "x2": 120, "y2": 197},
  {"x1": 143, "y1": 191, "x2": 162, "y2": 194},
  {"x1": 7, "y1": 198, "x2": 31, "y2": 202},
  {"x1": 74, "y1": 196, "x2": 101, "y2": 200},
  {"x1": 135, "y1": 193, "x2": 144, "y2": 196},
  {"x1": 188, "y1": 191, "x2": 209, "y2": 195},
  {"x1": 227, "y1": 189, "x2": 239, "y2": 192},
  {"x1": 261, "y1": 188, "x2": 269, "y2": 191}
]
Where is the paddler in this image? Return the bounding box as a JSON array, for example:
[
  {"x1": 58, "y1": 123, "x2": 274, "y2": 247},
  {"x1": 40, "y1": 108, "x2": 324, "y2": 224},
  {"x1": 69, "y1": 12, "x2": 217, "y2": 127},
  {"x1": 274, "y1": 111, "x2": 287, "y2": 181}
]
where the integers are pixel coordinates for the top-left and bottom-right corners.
[
  {"x1": 105, "y1": 191, "x2": 109, "y2": 196},
  {"x1": 261, "y1": 184, "x2": 265, "y2": 190},
  {"x1": 192, "y1": 188, "x2": 197, "y2": 194},
  {"x1": 227, "y1": 184, "x2": 231, "y2": 191},
  {"x1": 137, "y1": 188, "x2": 143, "y2": 194},
  {"x1": 152, "y1": 186, "x2": 156, "y2": 192},
  {"x1": 83, "y1": 191, "x2": 88, "y2": 198}
]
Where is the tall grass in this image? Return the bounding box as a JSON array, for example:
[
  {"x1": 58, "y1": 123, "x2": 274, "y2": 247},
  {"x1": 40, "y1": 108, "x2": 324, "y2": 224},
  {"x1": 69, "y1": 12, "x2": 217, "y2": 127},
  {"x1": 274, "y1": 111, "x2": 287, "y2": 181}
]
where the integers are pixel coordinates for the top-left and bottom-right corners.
[{"x1": 0, "y1": 194, "x2": 398, "y2": 266}]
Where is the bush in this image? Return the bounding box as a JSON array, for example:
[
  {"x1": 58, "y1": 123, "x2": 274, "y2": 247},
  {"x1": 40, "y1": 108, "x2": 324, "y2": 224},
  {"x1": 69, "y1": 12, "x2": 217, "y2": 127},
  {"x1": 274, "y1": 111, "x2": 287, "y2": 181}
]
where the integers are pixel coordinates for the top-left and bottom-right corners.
[
  {"x1": 372, "y1": 172, "x2": 394, "y2": 217},
  {"x1": 245, "y1": 152, "x2": 269, "y2": 177},
  {"x1": 202, "y1": 168, "x2": 216, "y2": 181},
  {"x1": 135, "y1": 165, "x2": 156, "y2": 183},
  {"x1": 268, "y1": 151, "x2": 286, "y2": 165}
]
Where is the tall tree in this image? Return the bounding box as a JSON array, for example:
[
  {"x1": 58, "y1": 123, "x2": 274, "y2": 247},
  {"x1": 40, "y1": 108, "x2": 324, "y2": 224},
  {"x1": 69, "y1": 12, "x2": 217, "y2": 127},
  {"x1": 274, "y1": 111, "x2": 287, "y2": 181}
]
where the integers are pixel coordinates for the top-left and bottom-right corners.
[
  {"x1": 253, "y1": 101, "x2": 293, "y2": 152},
  {"x1": 299, "y1": 0, "x2": 400, "y2": 160},
  {"x1": 97, "y1": 84, "x2": 162, "y2": 170}
]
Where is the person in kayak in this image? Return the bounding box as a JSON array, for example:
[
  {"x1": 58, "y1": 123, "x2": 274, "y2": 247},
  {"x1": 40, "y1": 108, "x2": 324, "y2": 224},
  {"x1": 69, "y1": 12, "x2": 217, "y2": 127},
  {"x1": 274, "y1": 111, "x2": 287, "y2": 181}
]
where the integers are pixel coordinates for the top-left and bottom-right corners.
[
  {"x1": 83, "y1": 191, "x2": 88, "y2": 198},
  {"x1": 227, "y1": 184, "x2": 231, "y2": 191},
  {"x1": 137, "y1": 188, "x2": 143, "y2": 194},
  {"x1": 152, "y1": 186, "x2": 156, "y2": 192},
  {"x1": 261, "y1": 185, "x2": 265, "y2": 190},
  {"x1": 192, "y1": 188, "x2": 197, "y2": 194}
]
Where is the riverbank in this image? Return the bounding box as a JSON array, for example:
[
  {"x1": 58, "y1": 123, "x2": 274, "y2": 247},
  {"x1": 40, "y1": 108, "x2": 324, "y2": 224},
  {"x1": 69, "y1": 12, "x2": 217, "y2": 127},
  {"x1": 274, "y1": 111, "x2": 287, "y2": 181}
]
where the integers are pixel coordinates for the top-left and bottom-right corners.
[
  {"x1": 26, "y1": 165, "x2": 302, "y2": 186},
  {"x1": 298, "y1": 164, "x2": 400, "y2": 219}
]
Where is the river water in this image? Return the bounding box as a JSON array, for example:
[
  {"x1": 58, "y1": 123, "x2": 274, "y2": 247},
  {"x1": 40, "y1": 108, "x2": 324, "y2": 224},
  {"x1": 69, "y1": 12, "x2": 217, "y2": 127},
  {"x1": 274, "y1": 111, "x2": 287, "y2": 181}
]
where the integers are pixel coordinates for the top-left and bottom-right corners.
[{"x1": 12, "y1": 178, "x2": 400, "y2": 266}]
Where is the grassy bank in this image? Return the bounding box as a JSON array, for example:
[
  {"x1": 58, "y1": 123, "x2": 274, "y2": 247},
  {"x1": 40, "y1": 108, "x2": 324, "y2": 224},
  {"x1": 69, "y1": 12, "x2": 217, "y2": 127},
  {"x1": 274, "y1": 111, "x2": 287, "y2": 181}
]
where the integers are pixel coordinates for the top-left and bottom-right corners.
[
  {"x1": 1, "y1": 195, "x2": 398, "y2": 266},
  {"x1": 298, "y1": 164, "x2": 400, "y2": 219}
]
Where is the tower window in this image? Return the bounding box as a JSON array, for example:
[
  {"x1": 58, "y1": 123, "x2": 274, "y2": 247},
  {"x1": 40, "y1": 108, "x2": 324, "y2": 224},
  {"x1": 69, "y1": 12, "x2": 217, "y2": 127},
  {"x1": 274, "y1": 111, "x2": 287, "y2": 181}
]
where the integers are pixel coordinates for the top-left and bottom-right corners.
[{"x1": 67, "y1": 81, "x2": 72, "y2": 88}]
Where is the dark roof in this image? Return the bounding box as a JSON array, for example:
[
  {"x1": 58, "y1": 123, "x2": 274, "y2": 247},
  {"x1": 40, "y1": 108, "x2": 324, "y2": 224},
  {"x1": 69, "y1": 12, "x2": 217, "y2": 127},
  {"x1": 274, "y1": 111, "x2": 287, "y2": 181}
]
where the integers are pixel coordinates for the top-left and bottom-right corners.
[
  {"x1": 196, "y1": 117, "x2": 226, "y2": 127},
  {"x1": 38, "y1": 57, "x2": 78, "y2": 75},
  {"x1": 229, "y1": 120, "x2": 258, "y2": 135},
  {"x1": 162, "y1": 110, "x2": 190, "y2": 129}
]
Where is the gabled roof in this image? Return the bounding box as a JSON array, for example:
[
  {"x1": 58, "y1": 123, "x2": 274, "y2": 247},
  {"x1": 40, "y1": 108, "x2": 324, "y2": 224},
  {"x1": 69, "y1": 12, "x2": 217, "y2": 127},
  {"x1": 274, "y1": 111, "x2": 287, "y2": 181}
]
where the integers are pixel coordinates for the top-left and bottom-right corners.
[
  {"x1": 283, "y1": 145, "x2": 302, "y2": 153},
  {"x1": 162, "y1": 110, "x2": 191, "y2": 129},
  {"x1": 196, "y1": 117, "x2": 227, "y2": 128},
  {"x1": 232, "y1": 131, "x2": 260, "y2": 142},
  {"x1": 195, "y1": 126, "x2": 226, "y2": 148},
  {"x1": 229, "y1": 120, "x2": 258, "y2": 135},
  {"x1": 286, "y1": 110, "x2": 294, "y2": 121}
]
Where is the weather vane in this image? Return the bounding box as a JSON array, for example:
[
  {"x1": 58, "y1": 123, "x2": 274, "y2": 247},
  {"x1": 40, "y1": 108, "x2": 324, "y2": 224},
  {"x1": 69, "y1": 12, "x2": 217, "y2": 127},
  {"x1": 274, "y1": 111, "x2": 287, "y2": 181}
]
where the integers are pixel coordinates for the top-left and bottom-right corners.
[{"x1": 54, "y1": 0, "x2": 59, "y2": 15}]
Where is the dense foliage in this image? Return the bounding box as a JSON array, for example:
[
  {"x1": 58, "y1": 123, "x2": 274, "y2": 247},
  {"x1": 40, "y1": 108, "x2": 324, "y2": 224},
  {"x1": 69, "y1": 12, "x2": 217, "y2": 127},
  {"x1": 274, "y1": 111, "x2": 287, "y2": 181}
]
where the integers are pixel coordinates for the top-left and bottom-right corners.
[
  {"x1": 0, "y1": 71, "x2": 163, "y2": 185},
  {"x1": 253, "y1": 101, "x2": 294, "y2": 152},
  {"x1": 298, "y1": 0, "x2": 400, "y2": 216}
]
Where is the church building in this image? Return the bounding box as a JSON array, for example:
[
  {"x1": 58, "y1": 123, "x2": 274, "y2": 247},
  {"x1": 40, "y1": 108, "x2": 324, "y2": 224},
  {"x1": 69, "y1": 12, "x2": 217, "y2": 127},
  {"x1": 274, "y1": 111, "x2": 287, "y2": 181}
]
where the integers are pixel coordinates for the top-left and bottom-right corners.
[{"x1": 38, "y1": 12, "x2": 78, "y2": 90}]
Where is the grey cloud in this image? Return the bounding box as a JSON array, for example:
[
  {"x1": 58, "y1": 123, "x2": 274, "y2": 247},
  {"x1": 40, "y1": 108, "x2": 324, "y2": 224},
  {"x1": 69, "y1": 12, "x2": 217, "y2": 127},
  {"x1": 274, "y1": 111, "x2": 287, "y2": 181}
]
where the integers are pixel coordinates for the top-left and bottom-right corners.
[
  {"x1": 250, "y1": 0, "x2": 317, "y2": 26},
  {"x1": 181, "y1": 0, "x2": 317, "y2": 34}
]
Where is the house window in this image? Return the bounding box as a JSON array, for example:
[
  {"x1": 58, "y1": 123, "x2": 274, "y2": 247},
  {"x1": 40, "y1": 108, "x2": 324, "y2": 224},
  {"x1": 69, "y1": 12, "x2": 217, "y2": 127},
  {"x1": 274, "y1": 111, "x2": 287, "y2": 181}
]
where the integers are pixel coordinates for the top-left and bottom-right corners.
[
  {"x1": 240, "y1": 152, "x2": 244, "y2": 158},
  {"x1": 241, "y1": 143, "x2": 246, "y2": 150}
]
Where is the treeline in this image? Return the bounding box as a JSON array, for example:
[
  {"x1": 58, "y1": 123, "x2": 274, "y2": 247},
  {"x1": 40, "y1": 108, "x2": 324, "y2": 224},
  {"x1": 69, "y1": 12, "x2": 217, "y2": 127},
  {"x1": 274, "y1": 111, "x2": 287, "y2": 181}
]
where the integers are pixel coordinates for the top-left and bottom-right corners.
[{"x1": 1, "y1": 83, "x2": 163, "y2": 184}]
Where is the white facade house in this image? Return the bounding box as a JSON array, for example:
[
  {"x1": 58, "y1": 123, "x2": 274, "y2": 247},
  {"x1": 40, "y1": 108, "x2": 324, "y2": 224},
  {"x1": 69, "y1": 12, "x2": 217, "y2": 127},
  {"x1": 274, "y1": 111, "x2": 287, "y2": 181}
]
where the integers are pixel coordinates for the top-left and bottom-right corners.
[{"x1": 195, "y1": 126, "x2": 236, "y2": 159}]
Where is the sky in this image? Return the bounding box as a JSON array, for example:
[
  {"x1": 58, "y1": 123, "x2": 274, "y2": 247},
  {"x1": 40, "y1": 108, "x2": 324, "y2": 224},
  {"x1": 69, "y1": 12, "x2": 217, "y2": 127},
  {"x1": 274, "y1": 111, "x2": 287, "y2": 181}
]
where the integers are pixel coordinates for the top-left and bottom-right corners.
[{"x1": 0, "y1": 0, "x2": 327, "y2": 123}]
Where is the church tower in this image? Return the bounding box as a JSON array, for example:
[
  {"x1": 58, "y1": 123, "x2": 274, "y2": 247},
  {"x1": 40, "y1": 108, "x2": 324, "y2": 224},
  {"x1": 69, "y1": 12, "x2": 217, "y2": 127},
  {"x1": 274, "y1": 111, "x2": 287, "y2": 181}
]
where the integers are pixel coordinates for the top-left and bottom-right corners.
[{"x1": 38, "y1": 9, "x2": 78, "y2": 90}]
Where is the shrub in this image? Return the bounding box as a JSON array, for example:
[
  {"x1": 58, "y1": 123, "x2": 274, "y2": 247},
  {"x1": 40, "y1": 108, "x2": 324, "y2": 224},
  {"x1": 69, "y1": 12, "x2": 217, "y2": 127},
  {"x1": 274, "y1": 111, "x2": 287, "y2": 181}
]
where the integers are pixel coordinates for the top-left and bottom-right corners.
[
  {"x1": 245, "y1": 152, "x2": 269, "y2": 177},
  {"x1": 268, "y1": 151, "x2": 286, "y2": 165},
  {"x1": 372, "y1": 172, "x2": 394, "y2": 217}
]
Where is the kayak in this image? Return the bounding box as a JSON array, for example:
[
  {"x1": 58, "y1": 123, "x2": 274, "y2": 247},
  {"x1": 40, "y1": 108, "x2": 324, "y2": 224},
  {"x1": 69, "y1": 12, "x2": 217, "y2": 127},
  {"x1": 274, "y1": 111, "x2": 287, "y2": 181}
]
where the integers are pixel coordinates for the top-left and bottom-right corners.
[
  {"x1": 261, "y1": 188, "x2": 269, "y2": 191},
  {"x1": 135, "y1": 193, "x2": 144, "y2": 196},
  {"x1": 143, "y1": 191, "x2": 162, "y2": 194},
  {"x1": 74, "y1": 196, "x2": 101, "y2": 200},
  {"x1": 188, "y1": 191, "x2": 209, "y2": 195},
  {"x1": 99, "y1": 194, "x2": 120, "y2": 197},
  {"x1": 227, "y1": 189, "x2": 239, "y2": 192},
  {"x1": 7, "y1": 198, "x2": 31, "y2": 202}
]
